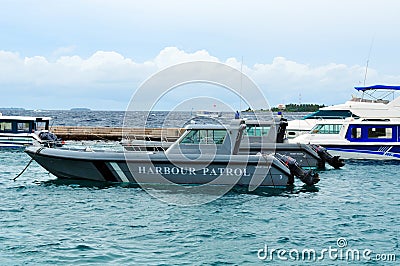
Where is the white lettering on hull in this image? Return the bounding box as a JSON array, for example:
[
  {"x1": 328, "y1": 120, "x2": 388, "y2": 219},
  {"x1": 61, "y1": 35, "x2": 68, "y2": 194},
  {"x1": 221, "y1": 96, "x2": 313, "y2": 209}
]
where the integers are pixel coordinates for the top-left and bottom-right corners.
[{"x1": 138, "y1": 166, "x2": 251, "y2": 177}]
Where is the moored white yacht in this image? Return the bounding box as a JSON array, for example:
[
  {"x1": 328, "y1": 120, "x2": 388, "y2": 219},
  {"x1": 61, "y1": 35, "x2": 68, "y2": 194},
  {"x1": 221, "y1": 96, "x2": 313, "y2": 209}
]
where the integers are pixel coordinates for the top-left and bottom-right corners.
[
  {"x1": 286, "y1": 85, "x2": 400, "y2": 138},
  {"x1": 290, "y1": 114, "x2": 400, "y2": 160},
  {"x1": 195, "y1": 110, "x2": 222, "y2": 118}
]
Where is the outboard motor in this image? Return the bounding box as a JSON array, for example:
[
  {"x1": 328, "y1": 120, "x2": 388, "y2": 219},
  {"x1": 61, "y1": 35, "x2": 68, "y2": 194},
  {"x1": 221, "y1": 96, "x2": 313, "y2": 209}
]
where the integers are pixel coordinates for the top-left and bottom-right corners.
[
  {"x1": 310, "y1": 144, "x2": 345, "y2": 169},
  {"x1": 275, "y1": 153, "x2": 320, "y2": 186},
  {"x1": 38, "y1": 132, "x2": 63, "y2": 148},
  {"x1": 276, "y1": 118, "x2": 288, "y2": 143}
]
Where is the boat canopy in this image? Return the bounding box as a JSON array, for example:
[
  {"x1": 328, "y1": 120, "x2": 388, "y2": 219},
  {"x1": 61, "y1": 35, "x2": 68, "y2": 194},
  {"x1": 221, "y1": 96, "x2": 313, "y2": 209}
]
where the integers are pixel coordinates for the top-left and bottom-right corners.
[{"x1": 354, "y1": 85, "x2": 400, "y2": 92}]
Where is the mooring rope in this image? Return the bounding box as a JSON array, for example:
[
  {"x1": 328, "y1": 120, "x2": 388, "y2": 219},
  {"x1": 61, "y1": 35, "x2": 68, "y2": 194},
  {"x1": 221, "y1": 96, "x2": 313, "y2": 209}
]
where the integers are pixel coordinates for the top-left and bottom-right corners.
[{"x1": 13, "y1": 158, "x2": 34, "y2": 181}]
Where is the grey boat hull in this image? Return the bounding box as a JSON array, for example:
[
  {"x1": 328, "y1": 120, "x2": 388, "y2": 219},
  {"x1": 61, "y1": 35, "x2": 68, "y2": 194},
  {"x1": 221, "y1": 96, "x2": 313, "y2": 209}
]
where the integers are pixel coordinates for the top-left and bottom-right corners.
[
  {"x1": 25, "y1": 147, "x2": 292, "y2": 188},
  {"x1": 241, "y1": 143, "x2": 324, "y2": 169}
]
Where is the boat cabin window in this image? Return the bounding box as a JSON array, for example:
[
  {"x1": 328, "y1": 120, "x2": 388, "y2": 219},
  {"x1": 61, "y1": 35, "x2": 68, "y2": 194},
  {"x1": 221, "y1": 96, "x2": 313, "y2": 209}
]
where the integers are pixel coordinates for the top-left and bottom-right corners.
[
  {"x1": 17, "y1": 122, "x2": 31, "y2": 133},
  {"x1": 312, "y1": 124, "x2": 342, "y2": 134},
  {"x1": 0, "y1": 122, "x2": 12, "y2": 132},
  {"x1": 35, "y1": 121, "x2": 48, "y2": 131},
  {"x1": 368, "y1": 127, "x2": 392, "y2": 139},
  {"x1": 245, "y1": 126, "x2": 270, "y2": 136},
  {"x1": 180, "y1": 129, "x2": 226, "y2": 144},
  {"x1": 351, "y1": 127, "x2": 362, "y2": 139}
]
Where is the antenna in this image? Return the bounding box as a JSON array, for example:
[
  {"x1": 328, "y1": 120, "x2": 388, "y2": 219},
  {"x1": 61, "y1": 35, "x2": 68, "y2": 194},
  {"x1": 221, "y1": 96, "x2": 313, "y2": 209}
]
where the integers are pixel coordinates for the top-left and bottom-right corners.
[
  {"x1": 363, "y1": 36, "x2": 375, "y2": 86},
  {"x1": 299, "y1": 93, "x2": 301, "y2": 112},
  {"x1": 240, "y1": 56, "x2": 243, "y2": 112}
]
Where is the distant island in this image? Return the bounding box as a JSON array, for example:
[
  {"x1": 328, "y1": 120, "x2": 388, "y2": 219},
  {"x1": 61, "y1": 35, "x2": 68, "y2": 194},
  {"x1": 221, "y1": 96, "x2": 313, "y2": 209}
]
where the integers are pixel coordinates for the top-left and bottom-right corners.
[
  {"x1": 0, "y1": 107, "x2": 25, "y2": 111},
  {"x1": 70, "y1": 108, "x2": 91, "y2": 111}
]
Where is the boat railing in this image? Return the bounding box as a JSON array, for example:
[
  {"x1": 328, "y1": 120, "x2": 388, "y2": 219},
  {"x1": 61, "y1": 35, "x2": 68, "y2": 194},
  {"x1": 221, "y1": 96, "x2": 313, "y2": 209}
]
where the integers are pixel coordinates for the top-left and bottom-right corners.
[{"x1": 350, "y1": 97, "x2": 389, "y2": 104}]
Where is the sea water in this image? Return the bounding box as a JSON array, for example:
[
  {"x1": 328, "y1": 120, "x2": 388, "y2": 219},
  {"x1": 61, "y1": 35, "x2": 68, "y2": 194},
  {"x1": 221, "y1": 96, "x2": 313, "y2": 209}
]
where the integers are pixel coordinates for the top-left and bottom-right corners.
[{"x1": 0, "y1": 111, "x2": 398, "y2": 265}]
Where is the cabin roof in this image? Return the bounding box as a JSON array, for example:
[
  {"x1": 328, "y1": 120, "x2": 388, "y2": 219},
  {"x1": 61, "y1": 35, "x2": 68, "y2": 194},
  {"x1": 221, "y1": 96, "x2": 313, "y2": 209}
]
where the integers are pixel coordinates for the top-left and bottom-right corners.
[
  {"x1": 0, "y1": 115, "x2": 51, "y2": 121},
  {"x1": 184, "y1": 124, "x2": 227, "y2": 130}
]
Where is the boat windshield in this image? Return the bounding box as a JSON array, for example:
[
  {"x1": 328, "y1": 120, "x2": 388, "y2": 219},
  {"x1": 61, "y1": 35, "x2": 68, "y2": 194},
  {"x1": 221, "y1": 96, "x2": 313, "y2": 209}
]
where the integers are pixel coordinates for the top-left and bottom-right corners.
[
  {"x1": 245, "y1": 125, "x2": 270, "y2": 136},
  {"x1": 311, "y1": 124, "x2": 342, "y2": 134},
  {"x1": 180, "y1": 129, "x2": 226, "y2": 144},
  {"x1": 303, "y1": 110, "x2": 358, "y2": 120}
]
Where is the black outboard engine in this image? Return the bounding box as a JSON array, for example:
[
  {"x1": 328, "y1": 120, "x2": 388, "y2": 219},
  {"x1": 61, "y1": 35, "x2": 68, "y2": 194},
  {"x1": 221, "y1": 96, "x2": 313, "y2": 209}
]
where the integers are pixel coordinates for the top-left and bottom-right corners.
[
  {"x1": 38, "y1": 132, "x2": 63, "y2": 148},
  {"x1": 310, "y1": 145, "x2": 345, "y2": 169},
  {"x1": 275, "y1": 153, "x2": 320, "y2": 186},
  {"x1": 276, "y1": 118, "x2": 288, "y2": 143}
]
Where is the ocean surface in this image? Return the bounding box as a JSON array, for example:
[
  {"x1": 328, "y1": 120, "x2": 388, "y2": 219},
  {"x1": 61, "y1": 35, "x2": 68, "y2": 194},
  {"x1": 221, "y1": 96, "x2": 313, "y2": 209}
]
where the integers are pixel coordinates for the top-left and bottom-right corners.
[{"x1": 0, "y1": 110, "x2": 399, "y2": 265}]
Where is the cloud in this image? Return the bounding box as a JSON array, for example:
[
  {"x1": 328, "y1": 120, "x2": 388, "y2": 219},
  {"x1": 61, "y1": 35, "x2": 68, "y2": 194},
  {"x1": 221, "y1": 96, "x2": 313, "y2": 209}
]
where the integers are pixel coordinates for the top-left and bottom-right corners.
[
  {"x1": 153, "y1": 47, "x2": 219, "y2": 68},
  {"x1": 0, "y1": 47, "x2": 398, "y2": 110}
]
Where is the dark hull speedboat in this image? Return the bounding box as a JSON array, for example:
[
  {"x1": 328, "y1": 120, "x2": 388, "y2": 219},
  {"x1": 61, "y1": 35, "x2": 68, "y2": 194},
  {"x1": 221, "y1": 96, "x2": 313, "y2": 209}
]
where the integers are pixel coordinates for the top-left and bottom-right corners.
[
  {"x1": 25, "y1": 147, "x2": 294, "y2": 187},
  {"x1": 26, "y1": 120, "x2": 320, "y2": 188},
  {"x1": 122, "y1": 119, "x2": 344, "y2": 169}
]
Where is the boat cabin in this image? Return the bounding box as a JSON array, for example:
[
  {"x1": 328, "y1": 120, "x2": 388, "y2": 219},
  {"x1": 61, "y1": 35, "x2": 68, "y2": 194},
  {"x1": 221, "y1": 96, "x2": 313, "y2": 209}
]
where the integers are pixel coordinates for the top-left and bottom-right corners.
[
  {"x1": 0, "y1": 116, "x2": 51, "y2": 134},
  {"x1": 345, "y1": 122, "x2": 399, "y2": 143},
  {"x1": 307, "y1": 118, "x2": 400, "y2": 143},
  {"x1": 166, "y1": 120, "x2": 245, "y2": 155}
]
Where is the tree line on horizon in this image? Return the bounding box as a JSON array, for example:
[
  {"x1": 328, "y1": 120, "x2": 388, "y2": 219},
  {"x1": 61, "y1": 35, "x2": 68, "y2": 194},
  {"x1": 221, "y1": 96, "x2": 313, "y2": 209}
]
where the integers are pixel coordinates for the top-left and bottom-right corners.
[
  {"x1": 243, "y1": 103, "x2": 325, "y2": 112},
  {"x1": 271, "y1": 103, "x2": 325, "y2": 112}
]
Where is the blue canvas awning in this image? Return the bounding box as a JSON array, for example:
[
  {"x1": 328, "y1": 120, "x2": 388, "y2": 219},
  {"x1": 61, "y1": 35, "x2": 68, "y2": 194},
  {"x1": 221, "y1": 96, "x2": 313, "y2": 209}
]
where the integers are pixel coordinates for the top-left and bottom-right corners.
[{"x1": 354, "y1": 85, "x2": 400, "y2": 91}]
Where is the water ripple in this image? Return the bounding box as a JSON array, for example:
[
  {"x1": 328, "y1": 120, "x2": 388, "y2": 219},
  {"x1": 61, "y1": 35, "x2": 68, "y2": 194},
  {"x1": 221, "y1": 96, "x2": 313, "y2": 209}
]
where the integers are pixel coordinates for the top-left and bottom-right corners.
[{"x1": 0, "y1": 113, "x2": 399, "y2": 264}]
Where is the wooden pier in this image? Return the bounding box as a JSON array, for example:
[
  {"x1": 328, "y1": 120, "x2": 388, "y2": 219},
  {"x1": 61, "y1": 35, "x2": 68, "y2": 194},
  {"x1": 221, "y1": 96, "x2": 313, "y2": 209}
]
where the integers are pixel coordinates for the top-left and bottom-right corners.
[{"x1": 51, "y1": 126, "x2": 184, "y2": 141}]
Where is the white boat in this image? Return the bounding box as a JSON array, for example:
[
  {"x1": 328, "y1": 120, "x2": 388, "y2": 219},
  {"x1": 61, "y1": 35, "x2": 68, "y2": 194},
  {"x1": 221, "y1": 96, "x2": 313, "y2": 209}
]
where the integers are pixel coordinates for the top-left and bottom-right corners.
[
  {"x1": 286, "y1": 85, "x2": 400, "y2": 138},
  {"x1": 290, "y1": 114, "x2": 400, "y2": 160},
  {"x1": 0, "y1": 114, "x2": 62, "y2": 148},
  {"x1": 195, "y1": 110, "x2": 222, "y2": 118}
]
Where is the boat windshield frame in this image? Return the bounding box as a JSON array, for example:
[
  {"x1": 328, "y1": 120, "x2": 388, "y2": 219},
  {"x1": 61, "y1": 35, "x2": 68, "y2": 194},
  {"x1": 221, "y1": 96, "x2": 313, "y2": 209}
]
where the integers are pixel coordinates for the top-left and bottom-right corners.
[
  {"x1": 311, "y1": 123, "x2": 343, "y2": 134},
  {"x1": 179, "y1": 129, "x2": 227, "y2": 144}
]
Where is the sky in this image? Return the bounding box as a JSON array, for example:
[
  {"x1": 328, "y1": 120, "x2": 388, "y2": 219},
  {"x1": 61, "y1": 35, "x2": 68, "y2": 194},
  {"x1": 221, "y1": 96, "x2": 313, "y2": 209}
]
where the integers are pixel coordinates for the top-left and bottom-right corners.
[{"x1": 0, "y1": 0, "x2": 399, "y2": 111}]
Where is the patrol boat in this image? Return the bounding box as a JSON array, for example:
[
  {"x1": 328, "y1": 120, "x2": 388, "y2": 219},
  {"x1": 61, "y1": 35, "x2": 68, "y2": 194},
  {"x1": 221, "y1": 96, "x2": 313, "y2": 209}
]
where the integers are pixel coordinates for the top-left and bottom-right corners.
[
  {"x1": 122, "y1": 118, "x2": 344, "y2": 169},
  {"x1": 25, "y1": 120, "x2": 319, "y2": 187}
]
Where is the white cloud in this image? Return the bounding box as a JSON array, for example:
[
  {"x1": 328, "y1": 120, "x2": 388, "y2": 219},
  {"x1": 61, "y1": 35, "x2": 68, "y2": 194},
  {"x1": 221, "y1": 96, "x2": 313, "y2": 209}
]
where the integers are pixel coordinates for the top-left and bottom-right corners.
[
  {"x1": 0, "y1": 47, "x2": 399, "y2": 110},
  {"x1": 154, "y1": 47, "x2": 219, "y2": 69}
]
